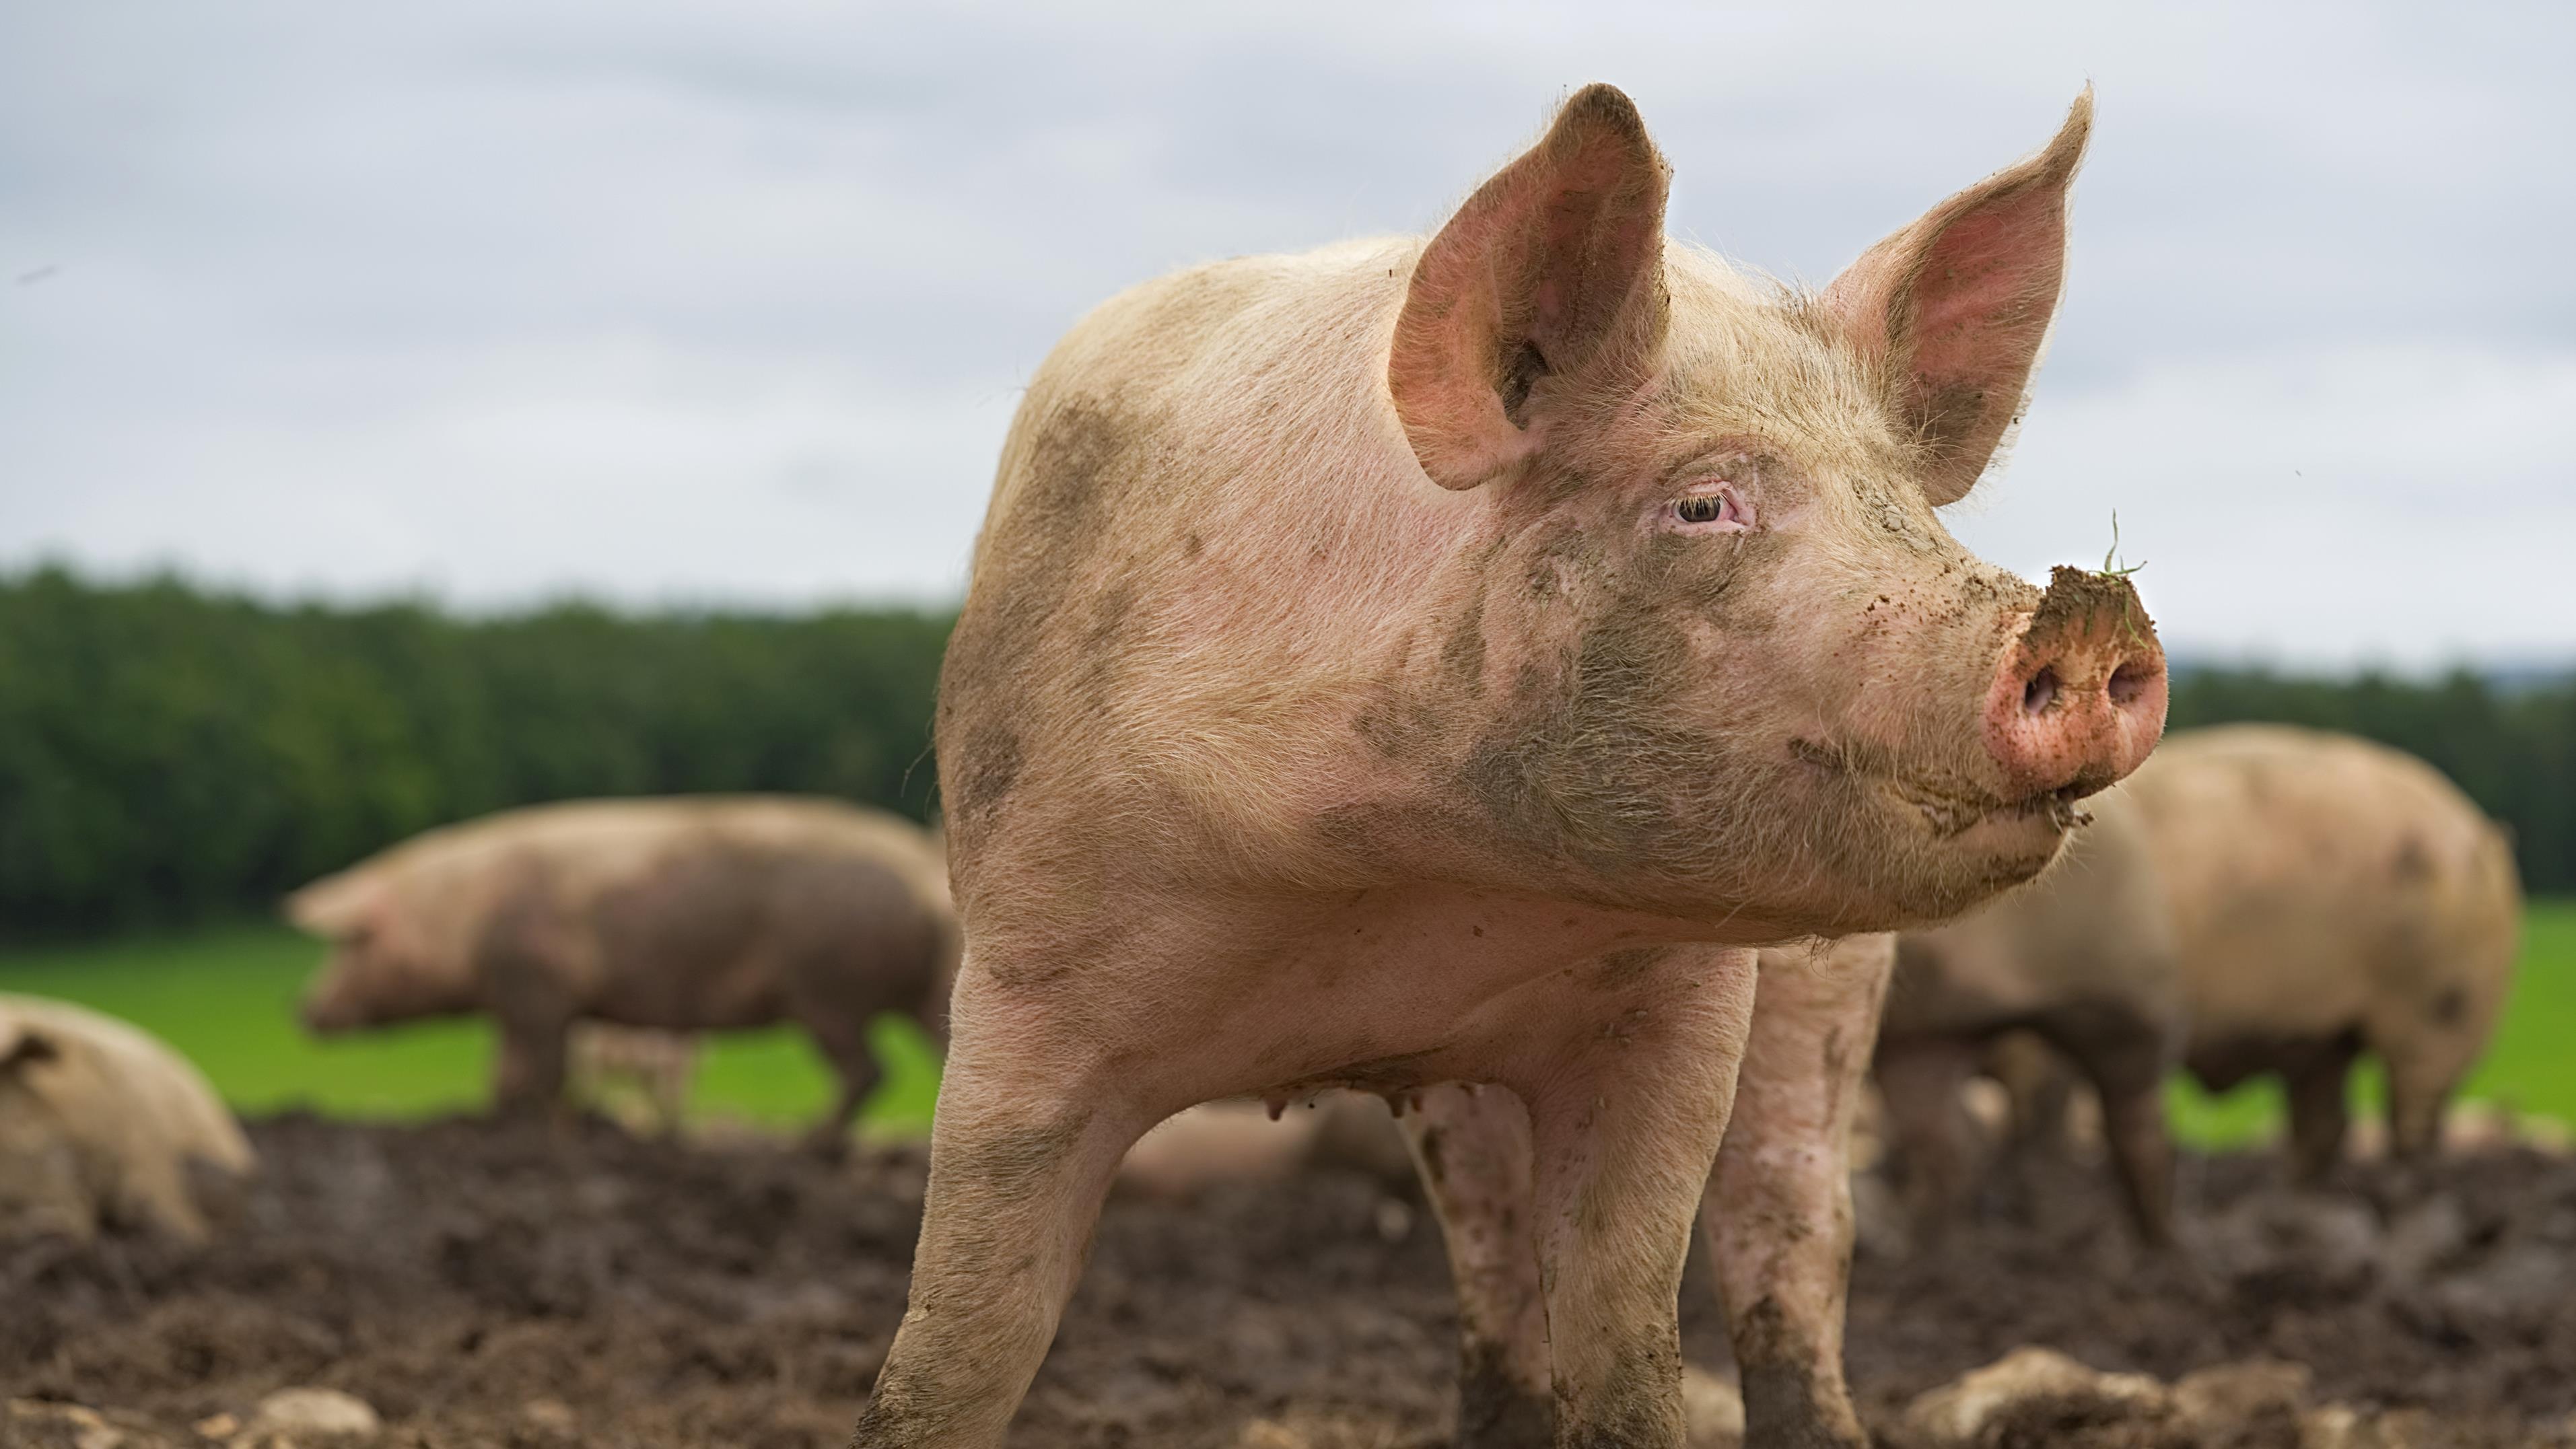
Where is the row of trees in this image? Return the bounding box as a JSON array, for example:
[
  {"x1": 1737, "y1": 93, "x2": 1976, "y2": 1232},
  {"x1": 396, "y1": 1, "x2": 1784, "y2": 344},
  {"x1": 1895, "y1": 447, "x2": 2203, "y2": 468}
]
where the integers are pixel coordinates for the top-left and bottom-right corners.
[
  {"x1": 0, "y1": 569, "x2": 948, "y2": 937},
  {"x1": 1, "y1": 567, "x2": 2569, "y2": 938}
]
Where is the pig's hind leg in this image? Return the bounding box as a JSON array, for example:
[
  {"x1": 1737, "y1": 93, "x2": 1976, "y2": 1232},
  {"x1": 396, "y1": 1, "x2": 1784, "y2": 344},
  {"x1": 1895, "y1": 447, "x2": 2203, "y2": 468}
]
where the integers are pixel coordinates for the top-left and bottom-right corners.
[
  {"x1": 1517, "y1": 948, "x2": 1761, "y2": 1449},
  {"x1": 1702, "y1": 937, "x2": 1892, "y2": 1449},
  {"x1": 1400, "y1": 1084, "x2": 1554, "y2": 1448}
]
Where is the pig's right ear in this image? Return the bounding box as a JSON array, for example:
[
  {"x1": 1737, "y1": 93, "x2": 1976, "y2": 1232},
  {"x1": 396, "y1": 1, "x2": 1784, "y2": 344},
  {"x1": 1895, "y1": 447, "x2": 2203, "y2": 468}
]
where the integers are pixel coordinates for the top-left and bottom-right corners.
[{"x1": 1390, "y1": 83, "x2": 1673, "y2": 490}]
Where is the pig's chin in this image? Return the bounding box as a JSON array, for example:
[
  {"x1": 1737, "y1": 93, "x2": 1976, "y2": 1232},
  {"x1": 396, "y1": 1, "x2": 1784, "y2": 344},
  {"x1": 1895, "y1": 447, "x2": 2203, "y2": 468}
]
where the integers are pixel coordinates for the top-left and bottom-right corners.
[
  {"x1": 1785, "y1": 771, "x2": 2079, "y2": 933},
  {"x1": 1934, "y1": 792, "x2": 2079, "y2": 877}
]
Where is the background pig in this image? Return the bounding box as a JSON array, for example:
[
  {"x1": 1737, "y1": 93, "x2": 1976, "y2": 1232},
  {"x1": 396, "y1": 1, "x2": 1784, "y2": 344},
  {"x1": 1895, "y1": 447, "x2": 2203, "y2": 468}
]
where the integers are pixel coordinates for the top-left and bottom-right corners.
[
  {"x1": 874, "y1": 83, "x2": 2163, "y2": 1447},
  {"x1": 0, "y1": 994, "x2": 255, "y2": 1243},
  {"x1": 289, "y1": 797, "x2": 955, "y2": 1147},
  {"x1": 1876, "y1": 785, "x2": 2185, "y2": 1243},
  {"x1": 2129, "y1": 726, "x2": 2522, "y2": 1181}
]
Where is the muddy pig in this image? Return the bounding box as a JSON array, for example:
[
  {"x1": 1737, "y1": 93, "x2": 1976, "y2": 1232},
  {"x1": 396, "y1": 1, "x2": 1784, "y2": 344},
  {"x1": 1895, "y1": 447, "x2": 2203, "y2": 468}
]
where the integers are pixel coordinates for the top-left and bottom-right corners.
[
  {"x1": 1877, "y1": 783, "x2": 2185, "y2": 1242},
  {"x1": 289, "y1": 797, "x2": 955, "y2": 1148},
  {"x1": 2127, "y1": 725, "x2": 2521, "y2": 1181},
  {"x1": 0, "y1": 995, "x2": 256, "y2": 1243},
  {"x1": 876, "y1": 83, "x2": 2163, "y2": 1447}
]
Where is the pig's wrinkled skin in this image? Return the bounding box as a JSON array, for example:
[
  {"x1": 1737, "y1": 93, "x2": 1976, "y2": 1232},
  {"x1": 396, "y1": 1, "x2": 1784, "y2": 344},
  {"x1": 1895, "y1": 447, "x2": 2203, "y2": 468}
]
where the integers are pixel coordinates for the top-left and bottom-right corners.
[
  {"x1": 874, "y1": 84, "x2": 2163, "y2": 1447},
  {"x1": 289, "y1": 798, "x2": 954, "y2": 1147},
  {"x1": 1401, "y1": 938, "x2": 1893, "y2": 1449},
  {"x1": 1877, "y1": 783, "x2": 2184, "y2": 1243},
  {"x1": 0, "y1": 994, "x2": 256, "y2": 1243},
  {"x1": 2128, "y1": 726, "x2": 2521, "y2": 1182}
]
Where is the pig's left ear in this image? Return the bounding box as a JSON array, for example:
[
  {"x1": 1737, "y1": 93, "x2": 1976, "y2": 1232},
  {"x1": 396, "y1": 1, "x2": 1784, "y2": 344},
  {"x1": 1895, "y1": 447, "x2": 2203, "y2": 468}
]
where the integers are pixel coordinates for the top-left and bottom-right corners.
[
  {"x1": 1824, "y1": 90, "x2": 2093, "y2": 505},
  {"x1": 1391, "y1": 83, "x2": 1672, "y2": 490}
]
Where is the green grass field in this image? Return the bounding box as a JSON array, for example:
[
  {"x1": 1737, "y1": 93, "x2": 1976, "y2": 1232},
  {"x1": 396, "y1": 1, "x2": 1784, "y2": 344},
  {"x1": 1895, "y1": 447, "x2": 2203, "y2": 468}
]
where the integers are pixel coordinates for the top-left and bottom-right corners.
[
  {"x1": 0, "y1": 927, "x2": 942, "y2": 1133},
  {"x1": 3, "y1": 904, "x2": 2569, "y2": 1145}
]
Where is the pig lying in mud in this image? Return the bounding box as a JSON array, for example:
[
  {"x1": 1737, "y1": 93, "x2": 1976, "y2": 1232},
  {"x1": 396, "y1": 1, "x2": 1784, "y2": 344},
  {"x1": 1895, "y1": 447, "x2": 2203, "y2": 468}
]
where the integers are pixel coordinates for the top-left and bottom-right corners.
[
  {"x1": 1877, "y1": 783, "x2": 2184, "y2": 1244},
  {"x1": 0, "y1": 995, "x2": 255, "y2": 1243},
  {"x1": 872, "y1": 83, "x2": 2163, "y2": 1448},
  {"x1": 2130, "y1": 726, "x2": 2522, "y2": 1182},
  {"x1": 289, "y1": 798, "x2": 955, "y2": 1147}
]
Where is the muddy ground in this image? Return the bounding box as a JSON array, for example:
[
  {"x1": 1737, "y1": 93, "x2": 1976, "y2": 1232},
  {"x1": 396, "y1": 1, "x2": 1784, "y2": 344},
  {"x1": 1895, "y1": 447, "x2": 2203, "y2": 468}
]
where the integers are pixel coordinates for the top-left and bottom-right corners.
[{"x1": 6, "y1": 1114, "x2": 2575, "y2": 1448}]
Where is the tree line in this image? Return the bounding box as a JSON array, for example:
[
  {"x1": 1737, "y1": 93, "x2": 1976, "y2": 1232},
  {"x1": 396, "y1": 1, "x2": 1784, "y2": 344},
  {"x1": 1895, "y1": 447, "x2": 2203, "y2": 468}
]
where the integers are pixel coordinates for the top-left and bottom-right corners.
[{"x1": 0, "y1": 567, "x2": 2569, "y2": 938}]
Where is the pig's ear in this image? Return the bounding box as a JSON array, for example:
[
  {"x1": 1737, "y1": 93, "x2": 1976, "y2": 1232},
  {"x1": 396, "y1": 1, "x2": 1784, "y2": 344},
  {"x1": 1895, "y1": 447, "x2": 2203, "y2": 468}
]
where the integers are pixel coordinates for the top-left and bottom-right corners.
[
  {"x1": 1391, "y1": 83, "x2": 1672, "y2": 490},
  {"x1": 285, "y1": 870, "x2": 379, "y2": 936},
  {"x1": 1824, "y1": 90, "x2": 2092, "y2": 505},
  {"x1": 0, "y1": 1024, "x2": 60, "y2": 1074}
]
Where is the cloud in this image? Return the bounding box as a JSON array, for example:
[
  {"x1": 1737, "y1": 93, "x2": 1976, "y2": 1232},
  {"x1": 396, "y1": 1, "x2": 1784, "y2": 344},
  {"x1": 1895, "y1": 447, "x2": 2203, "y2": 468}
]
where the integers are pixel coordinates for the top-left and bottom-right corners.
[{"x1": 0, "y1": 1, "x2": 2569, "y2": 662}]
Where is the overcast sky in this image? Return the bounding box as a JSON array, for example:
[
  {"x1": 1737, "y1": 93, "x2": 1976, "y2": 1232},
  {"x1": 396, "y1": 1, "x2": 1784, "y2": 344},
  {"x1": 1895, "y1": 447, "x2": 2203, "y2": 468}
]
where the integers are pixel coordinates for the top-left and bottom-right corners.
[{"x1": 3, "y1": 3, "x2": 2570, "y2": 666}]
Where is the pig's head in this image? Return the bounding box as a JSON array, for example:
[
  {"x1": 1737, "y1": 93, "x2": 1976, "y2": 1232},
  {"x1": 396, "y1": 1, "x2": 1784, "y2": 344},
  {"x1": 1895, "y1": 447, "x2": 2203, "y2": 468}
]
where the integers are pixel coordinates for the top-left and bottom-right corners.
[
  {"x1": 286, "y1": 870, "x2": 468, "y2": 1033},
  {"x1": 1387, "y1": 85, "x2": 2163, "y2": 934}
]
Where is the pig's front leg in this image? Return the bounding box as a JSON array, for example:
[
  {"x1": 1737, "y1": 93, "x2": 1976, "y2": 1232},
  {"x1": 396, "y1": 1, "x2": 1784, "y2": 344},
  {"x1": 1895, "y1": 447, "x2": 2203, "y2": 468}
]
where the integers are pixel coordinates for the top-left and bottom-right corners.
[
  {"x1": 851, "y1": 961, "x2": 1165, "y2": 1448},
  {"x1": 1520, "y1": 948, "x2": 1760, "y2": 1448},
  {"x1": 1400, "y1": 1084, "x2": 1553, "y2": 1448},
  {"x1": 1702, "y1": 936, "x2": 1893, "y2": 1449}
]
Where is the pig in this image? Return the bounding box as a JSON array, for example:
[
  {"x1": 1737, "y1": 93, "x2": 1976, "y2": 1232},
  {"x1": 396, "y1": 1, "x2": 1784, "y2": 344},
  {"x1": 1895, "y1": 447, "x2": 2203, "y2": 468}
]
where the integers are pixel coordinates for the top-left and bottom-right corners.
[
  {"x1": 0, "y1": 994, "x2": 255, "y2": 1243},
  {"x1": 867, "y1": 83, "x2": 2163, "y2": 1448},
  {"x1": 1875, "y1": 783, "x2": 2185, "y2": 1243},
  {"x1": 288, "y1": 796, "x2": 955, "y2": 1149},
  {"x1": 2126, "y1": 725, "x2": 2522, "y2": 1182}
]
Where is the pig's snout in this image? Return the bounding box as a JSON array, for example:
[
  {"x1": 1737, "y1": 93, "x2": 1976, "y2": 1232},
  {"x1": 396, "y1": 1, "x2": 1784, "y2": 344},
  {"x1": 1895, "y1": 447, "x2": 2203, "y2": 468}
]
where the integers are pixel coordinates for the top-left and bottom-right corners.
[{"x1": 1982, "y1": 565, "x2": 2167, "y2": 800}]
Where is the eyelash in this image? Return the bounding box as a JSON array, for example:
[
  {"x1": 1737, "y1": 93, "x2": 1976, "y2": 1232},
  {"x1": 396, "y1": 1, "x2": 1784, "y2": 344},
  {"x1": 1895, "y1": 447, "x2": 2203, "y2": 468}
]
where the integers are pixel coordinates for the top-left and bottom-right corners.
[{"x1": 1667, "y1": 483, "x2": 1751, "y2": 532}]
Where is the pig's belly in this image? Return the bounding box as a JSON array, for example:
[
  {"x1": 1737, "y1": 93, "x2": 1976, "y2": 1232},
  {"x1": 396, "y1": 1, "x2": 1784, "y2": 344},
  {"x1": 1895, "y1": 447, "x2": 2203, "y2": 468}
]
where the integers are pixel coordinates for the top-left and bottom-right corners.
[{"x1": 593, "y1": 958, "x2": 785, "y2": 1032}]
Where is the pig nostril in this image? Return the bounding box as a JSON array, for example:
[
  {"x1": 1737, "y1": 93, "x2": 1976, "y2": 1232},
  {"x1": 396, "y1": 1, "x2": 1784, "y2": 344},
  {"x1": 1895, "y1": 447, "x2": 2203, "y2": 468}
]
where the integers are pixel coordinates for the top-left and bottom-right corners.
[
  {"x1": 2108, "y1": 661, "x2": 2152, "y2": 706},
  {"x1": 2021, "y1": 666, "x2": 2060, "y2": 716}
]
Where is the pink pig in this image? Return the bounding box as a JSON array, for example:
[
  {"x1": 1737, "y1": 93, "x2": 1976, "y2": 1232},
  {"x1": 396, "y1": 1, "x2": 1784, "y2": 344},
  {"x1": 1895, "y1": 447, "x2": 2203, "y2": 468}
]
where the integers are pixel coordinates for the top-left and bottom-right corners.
[{"x1": 860, "y1": 83, "x2": 2160, "y2": 1447}]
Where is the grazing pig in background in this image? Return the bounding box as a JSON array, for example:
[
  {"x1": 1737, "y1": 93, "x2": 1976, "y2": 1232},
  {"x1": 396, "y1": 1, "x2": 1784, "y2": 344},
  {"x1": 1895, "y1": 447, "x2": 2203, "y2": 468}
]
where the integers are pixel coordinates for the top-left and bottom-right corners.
[
  {"x1": 289, "y1": 797, "x2": 955, "y2": 1149},
  {"x1": 872, "y1": 83, "x2": 2165, "y2": 1448},
  {"x1": 1876, "y1": 785, "x2": 2184, "y2": 1244},
  {"x1": 0, "y1": 994, "x2": 255, "y2": 1243},
  {"x1": 2129, "y1": 726, "x2": 2523, "y2": 1182}
]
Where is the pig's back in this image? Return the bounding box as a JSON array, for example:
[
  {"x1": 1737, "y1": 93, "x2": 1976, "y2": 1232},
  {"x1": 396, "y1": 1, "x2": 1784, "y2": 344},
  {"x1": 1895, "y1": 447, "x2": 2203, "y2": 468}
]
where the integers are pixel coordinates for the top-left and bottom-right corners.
[
  {"x1": 944, "y1": 243, "x2": 1465, "y2": 828},
  {"x1": 2128, "y1": 726, "x2": 2517, "y2": 1042}
]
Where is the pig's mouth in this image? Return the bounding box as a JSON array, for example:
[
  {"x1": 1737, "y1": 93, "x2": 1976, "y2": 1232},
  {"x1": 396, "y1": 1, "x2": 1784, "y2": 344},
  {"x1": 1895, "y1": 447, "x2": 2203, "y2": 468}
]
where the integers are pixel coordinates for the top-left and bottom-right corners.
[{"x1": 1789, "y1": 736, "x2": 2091, "y2": 840}]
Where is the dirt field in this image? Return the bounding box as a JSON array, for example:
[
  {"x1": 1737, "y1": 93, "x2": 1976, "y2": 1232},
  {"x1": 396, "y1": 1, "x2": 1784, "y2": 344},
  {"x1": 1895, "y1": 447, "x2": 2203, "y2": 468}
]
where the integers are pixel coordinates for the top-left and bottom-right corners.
[{"x1": 7, "y1": 1113, "x2": 2575, "y2": 1448}]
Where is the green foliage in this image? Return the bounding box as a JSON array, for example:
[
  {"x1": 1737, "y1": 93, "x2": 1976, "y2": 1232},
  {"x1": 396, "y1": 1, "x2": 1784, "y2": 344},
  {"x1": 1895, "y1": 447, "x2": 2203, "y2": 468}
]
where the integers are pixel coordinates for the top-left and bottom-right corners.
[
  {"x1": 2167, "y1": 664, "x2": 2576, "y2": 892},
  {"x1": 0, "y1": 567, "x2": 952, "y2": 938}
]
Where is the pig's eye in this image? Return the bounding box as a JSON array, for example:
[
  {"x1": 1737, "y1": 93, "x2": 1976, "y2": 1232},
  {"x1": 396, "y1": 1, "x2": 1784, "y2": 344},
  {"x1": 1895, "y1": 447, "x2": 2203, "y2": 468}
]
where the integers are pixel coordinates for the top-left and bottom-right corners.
[{"x1": 1667, "y1": 483, "x2": 1752, "y2": 533}]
